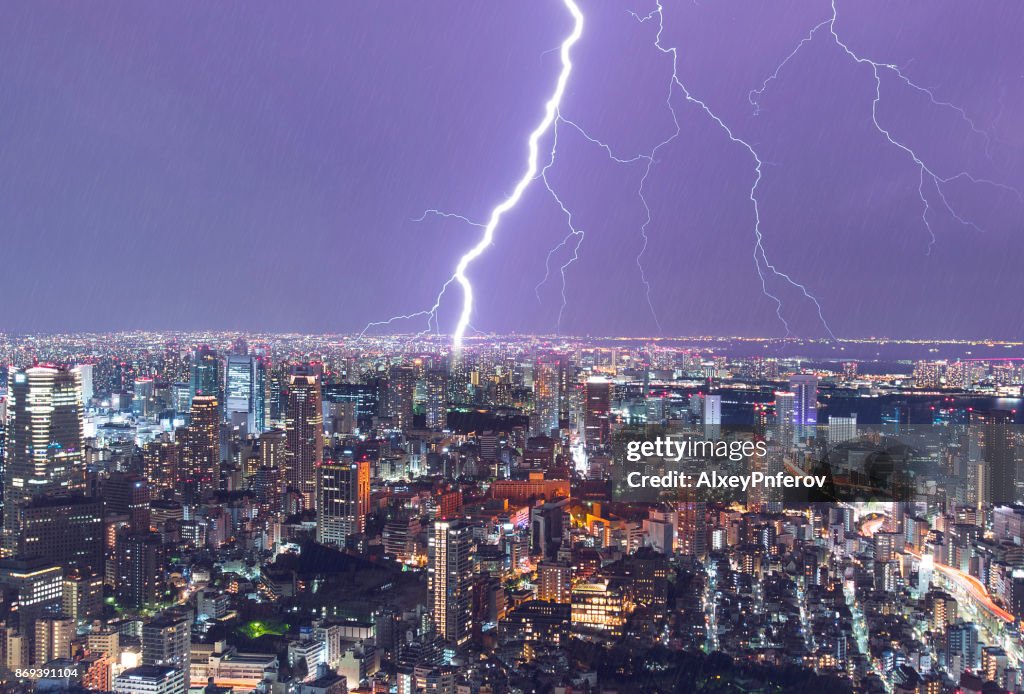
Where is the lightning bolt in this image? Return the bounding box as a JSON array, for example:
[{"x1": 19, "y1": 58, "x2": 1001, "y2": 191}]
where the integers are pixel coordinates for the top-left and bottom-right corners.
[
  {"x1": 362, "y1": 0, "x2": 583, "y2": 346},
  {"x1": 533, "y1": 118, "x2": 586, "y2": 333},
  {"x1": 553, "y1": 112, "x2": 675, "y2": 333},
  {"x1": 411, "y1": 209, "x2": 484, "y2": 228},
  {"x1": 748, "y1": 0, "x2": 1022, "y2": 255},
  {"x1": 631, "y1": 1, "x2": 837, "y2": 339}
]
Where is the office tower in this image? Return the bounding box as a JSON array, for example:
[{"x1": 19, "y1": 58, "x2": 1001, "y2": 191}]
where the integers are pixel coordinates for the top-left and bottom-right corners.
[
  {"x1": 534, "y1": 356, "x2": 561, "y2": 436},
  {"x1": 3, "y1": 365, "x2": 84, "y2": 556},
  {"x1": 386, "y1": 365, "x2": 416, "y2": 431},
  {"x1": 972, "y1": 410, "x2": 1016, "y2": 506},
  {"x1": 73, "y1": 363, "x2": 94, "y2": 408},
  {"x1": 16, "y1": 495, "x2": 104, "y2": 573},
  {"x1": 34, "y1": 615, "x2": 74, "y2": 665},
  {"x1": 285, "y1": 369, "x2": 323, "y2": 508},
  {"x1": 703, "y1": 394, "x2": 722, "y2": 440},
  {"x1": 316, "y1": 459, "x2": 370, "y2": 547},
  {"x1": 142, "y1": 615, "x2": 191, "y2": 686},
  {"x1": 789, "y1": 375, "x2": 818, "y2": 443},
  {"x1": 113, "y1": 666, "x2": 185, "y2": 694},
  {"x1": 425, "y1": 368, "x2": 448, "y2": 430},
  {"x1": 104, "y1": 472, "x2": 151, "y2": 530},
  {"x1": 429, "y1": 519, "x2": 474, "y2": 646},
  {"x1": 0, "y1": 557, "x2": 63, "y2": 631},
  {"x1": 225, "y1": 353, "x2": 266, "y2": 435},
  {"x1": 116, "y1": 531, "x2": 167, "y2": 609},
  {"x1": 181, "y1": 395, "x2": 220, "y2": 503},
  {"x1": 322, "y1": 383, "x2": 380, "y2": 432},
  {"x1": 171, "y1": 383, "x2": 191, "y2": 414},
  {"x1": 773, "y1": 391, "x2": 795, "y2": 447},
  {"x1": 531, "y1": 498, "x2": 568, "y2": 561},
  {"x1": 584, "y1": 378, "x2": 611, "y2": 448},
  {"x1": 133, "y1": 377, "x2": 156, "y2": 416},
  {"x1": 189, "y1": 345, "x2": 220, "y2": 401},
  {"x1": 827, "y1": 414, "x2": 858, "y2": 446}
]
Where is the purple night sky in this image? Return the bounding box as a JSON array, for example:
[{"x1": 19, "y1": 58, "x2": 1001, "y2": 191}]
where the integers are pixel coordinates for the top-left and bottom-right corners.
[{"x1": 1, "y1": 1, "x2": 1022, "y2": 339}]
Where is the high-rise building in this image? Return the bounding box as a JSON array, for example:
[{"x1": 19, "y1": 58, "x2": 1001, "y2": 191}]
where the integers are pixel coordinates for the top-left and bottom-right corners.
[
  {"x1": 3, "y1": 366, "x2": 84, "y2": 556},
  {"x1": 63, "y1": 569, "x2": 103, "y2": 622},
  {"x1": 773, "y1": 391, "x2": 795, "y2": 447},
  {"x1": 429, "y1": 519, "x2": 474, "y2": 646},
  {"x1": 259, "y1": 429, "x2": 287, "y2": 471},
  {"x1": 538, "y1": 561, "x2": 572, "y2": 603},
  {"x1": 584, "y1": 378, "x2": 611, "y2": 448},
  {"x1": 189, "y1": 345, "x2": 220, "y2": 402},
  {"x1": 947, "y1": 621, "x2": 979, "y2": 672},
  {"x1": 16, "y1": 495, "x2": 104, "y2": 573},
  {"x1": 285, "y1": 369, "x2": 323, "y2": 508},
  {"x1": 116, "y1": 531, "x2": 167, "y2": 609},
  {"x1": 72, "y1": 363, "x2": 94, "y2": 409},
  {"x1": 386, "y1": 365, "x2": 416, "y2": 431},
  {"x1": 142, "y1": 615, "x2": 191, "y2": 687},
  {"x1": 181, "y1": 396, "x2": 220, "y2": 503},
  {"x1": 789, "y1": 375, "x2": 818, "y2": 443},
  {"x1": 0, "y1": 556, "x2": 63, "y2": 631},
  {"x1": 316, "y1": 458, "x2": 370, "y2": 547},
  {"x1": 703, "y1": 394, "x2": 722, "y2": 440},
  {"x1": 143, "y1": 439, "x2": 179, "y2": 494},
  {"x1": 533, "y1": 356, "x2": 561, "y2": 437},
  {"x1": 425, "y1": 368, "x2": 448, "y2": 430},
  {"x1": 225, "y1": 354, "x2": 266, "y2": 435},
  {"x1": 972, "y1": 410, "x2": 1016, "y2": 506},
  {"x1": 828, "y1": 414, "x2": 858, "y2": 446}
]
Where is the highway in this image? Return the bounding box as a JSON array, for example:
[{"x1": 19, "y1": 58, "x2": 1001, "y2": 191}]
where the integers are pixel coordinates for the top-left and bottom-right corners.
[{"x1": 906, "y1": 549, "x2": 1014, "y2": 623}]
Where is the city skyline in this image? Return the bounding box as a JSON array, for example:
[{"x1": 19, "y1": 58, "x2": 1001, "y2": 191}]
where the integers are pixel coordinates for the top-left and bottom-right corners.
[
  {"x1": 1, "y1": 331, "x2": 1024, "y2": 690},
  {"x1": 2, "y1": 1, "x2": 1023, "y2": 338}
]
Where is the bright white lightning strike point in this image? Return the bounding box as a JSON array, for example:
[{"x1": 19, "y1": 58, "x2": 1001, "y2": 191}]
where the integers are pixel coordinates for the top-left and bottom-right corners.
[{"x1": 447, "y1": 0, "x2": 584, "y2": 349}]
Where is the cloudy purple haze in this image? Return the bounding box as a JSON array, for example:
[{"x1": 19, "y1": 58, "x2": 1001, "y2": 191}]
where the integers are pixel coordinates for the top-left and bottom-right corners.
[{"x1": 1, "y1": 1, "x2": 1022, "y2": 339}]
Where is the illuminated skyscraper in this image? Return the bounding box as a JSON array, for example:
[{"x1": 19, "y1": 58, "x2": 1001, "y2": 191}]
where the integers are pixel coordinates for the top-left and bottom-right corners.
[
  {"x1": 285, "y1": 369, "x2": 323, "y2": 508},
  {"x1": 115, "y1": 532, "x2": 167, "y2": 609},
  {"x1": 429, "y1": 519, "x2": 474, "y2": 646},
  {"x1": 789, "y1": 375, "x2": 818, "y2": 443},
  {"x1": 703, "y1": 394, "x2": 722, "y2": 440},
  {"x1": 773, "y1": 391, "x2": 795, "y2": 447},
  {"x1": 316, "y1": 458, "x2": 370, "y2": 547},
  {"x1": 225, "y1": 354, "x2": 266, "y2": 434},
  {"x1": 3, "y1": 366, "x2": 84, "y2": 556},
  {"x1": 181, "y1": 395, "x2": 220, "y2": 503},
  {"x1": 827, "y1": 414, "x2": 858, "y2": 446},
  {"x1": 534, "y1": 356, "x2": 561, "y2": 437},
  {"x1": 425, "y1": 368, "x2": 448, "y2": 430},
  {"x1": 972, "y1": 410, "x2": 1016, "y2": 506},
  {"x1": 189, "y1": 345, "x2": 220, "y2": 401},
  {"x1": 72, "y1": 363, "x2": 94, "y2": 408},
  {"x1": 386, "y1": 365, "x2": 416, "y2": 431},
  {"x1": 584, "y1": 378, "x2": 611, "y2": 448}
]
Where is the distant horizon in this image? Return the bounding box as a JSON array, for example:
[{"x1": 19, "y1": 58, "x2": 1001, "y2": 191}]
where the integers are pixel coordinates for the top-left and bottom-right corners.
[{"x1": 4, "y1": 329, "x2": 1024, "y2": 346}]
